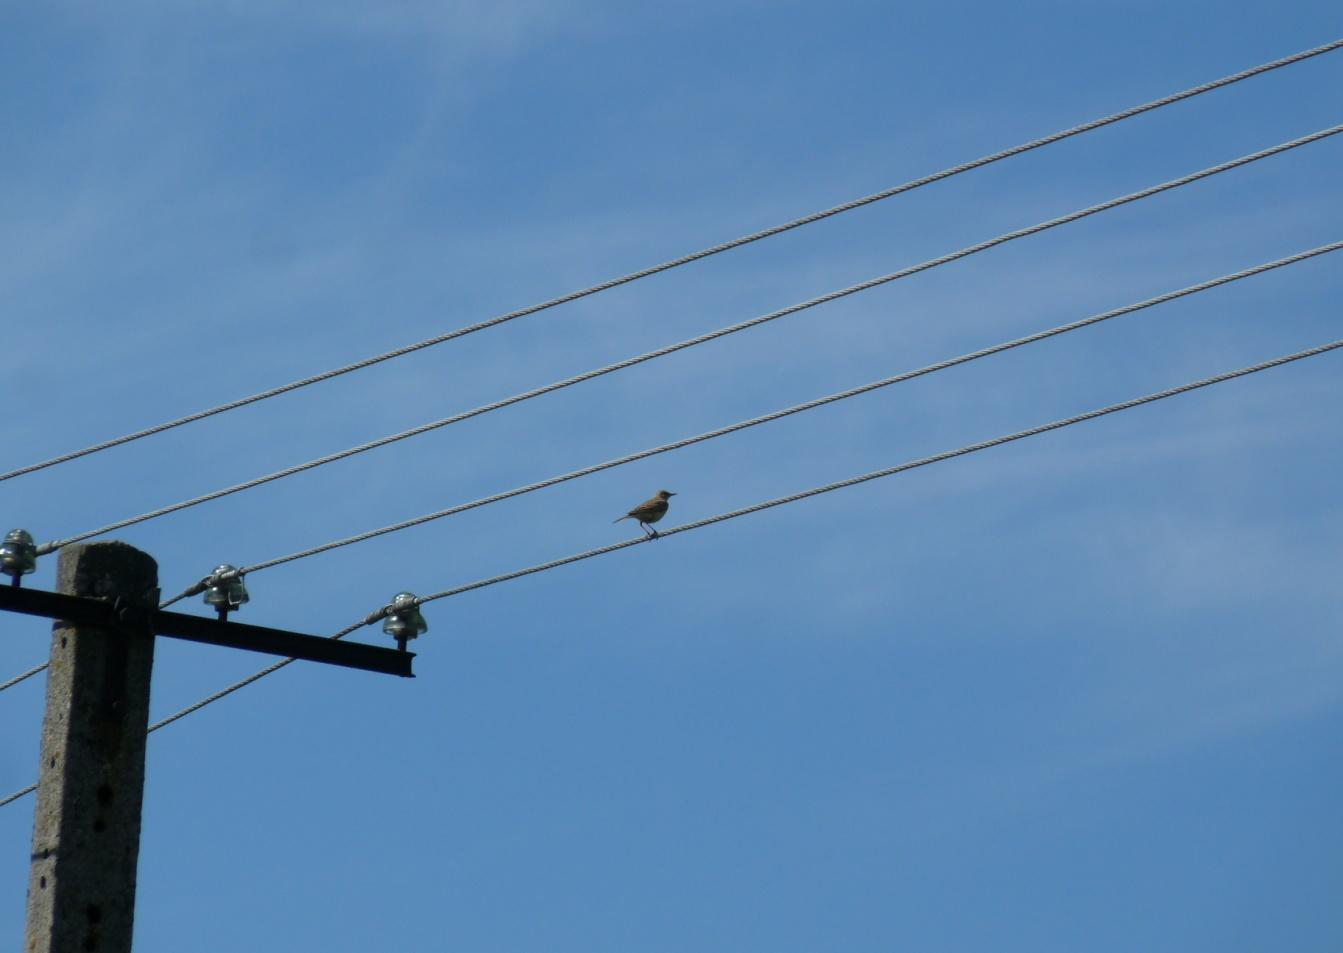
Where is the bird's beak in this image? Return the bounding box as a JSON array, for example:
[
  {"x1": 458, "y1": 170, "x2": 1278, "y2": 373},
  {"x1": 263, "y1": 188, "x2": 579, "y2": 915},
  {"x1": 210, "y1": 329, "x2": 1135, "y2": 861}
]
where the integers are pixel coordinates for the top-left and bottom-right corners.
[{"x1": 668, "y1": 492, "x2": 677, "y2": 496}]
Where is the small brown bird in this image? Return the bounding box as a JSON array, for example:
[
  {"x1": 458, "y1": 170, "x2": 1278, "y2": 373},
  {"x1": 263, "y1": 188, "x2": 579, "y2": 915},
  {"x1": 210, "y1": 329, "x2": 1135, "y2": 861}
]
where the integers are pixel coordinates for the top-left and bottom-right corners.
[{"x1": 614, "y1": 489, "x2": 676, "y2": 539}]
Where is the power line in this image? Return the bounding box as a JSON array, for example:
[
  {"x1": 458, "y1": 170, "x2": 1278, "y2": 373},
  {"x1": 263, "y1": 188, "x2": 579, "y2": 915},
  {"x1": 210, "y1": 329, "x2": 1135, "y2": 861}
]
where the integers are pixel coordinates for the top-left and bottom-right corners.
[
  {"x1": 4, "y1": 38, "x2": 1339, "y2": 486},
  {"x1": 3, "y1": 334, "x2": 1339, "y2": 811},
  {"x1": 0, "y1": 784, "x2": 35, "y2": 809},
  {"x1": 35, "y1": 125, "x2": 1343, "y2": 557},
  {"x1": 22, "y1": 238, "x2": 1339, "y2": 660},
  {"x1": 0, "y1": 662, "x2": 47, "y2": 694},
  {"x1": 23, "y1": 237, "x2": 1324, "y2": 694},
  {"x1": 205, "y1": 241, "x2": 1343, "y2": 585},
  {"x1": 409, "y1": 338, "x2": 1343, "y2": 605}
]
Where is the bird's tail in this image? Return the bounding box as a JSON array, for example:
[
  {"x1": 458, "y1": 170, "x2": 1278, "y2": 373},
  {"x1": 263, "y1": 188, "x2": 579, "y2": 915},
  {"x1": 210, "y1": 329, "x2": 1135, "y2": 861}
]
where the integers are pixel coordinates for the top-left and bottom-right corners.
[{"x1": 613, "y1": 515, "x2": 631, "y2": 523}]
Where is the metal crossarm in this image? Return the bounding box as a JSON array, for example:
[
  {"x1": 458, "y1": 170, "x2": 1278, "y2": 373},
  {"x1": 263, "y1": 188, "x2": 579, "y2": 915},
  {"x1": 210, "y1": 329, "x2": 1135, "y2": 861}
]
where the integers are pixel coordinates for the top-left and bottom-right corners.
[{"x1": 0, "y1": 585, "x2": 413, "y2": 677}]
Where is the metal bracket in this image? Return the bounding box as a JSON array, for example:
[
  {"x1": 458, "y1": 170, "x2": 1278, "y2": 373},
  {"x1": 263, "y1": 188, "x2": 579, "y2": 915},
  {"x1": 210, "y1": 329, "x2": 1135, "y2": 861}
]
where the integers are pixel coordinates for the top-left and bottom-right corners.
[{"x1": 0, "y1": 586, "x2": 412, "y2": 676}]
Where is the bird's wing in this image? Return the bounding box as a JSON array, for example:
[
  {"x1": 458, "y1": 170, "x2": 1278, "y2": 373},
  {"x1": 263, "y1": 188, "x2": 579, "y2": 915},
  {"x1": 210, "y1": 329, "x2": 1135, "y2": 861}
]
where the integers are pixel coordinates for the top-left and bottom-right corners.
[{"x1": 629, "y1": 500, "x2": 669, "y2": 521}]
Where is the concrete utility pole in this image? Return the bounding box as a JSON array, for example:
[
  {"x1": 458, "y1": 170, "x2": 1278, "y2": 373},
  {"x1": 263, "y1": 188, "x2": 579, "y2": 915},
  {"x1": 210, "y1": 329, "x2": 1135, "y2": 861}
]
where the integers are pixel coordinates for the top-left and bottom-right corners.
[
  {"x1": 1, "y1": 537, "x2": 414, "y2": 951},
  {"x1": 25, "y1": 541, "x2": 158, "y2": 953}
]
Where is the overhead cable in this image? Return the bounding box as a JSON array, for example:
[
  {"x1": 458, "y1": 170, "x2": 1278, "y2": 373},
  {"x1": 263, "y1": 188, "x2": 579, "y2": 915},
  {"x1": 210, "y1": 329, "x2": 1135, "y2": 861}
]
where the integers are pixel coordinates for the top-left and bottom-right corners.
[
  {"x1": 175, "y1": 240, "x2": 1340, "y2": 591},
  {"x1": 0, "y1": 784, "x2": 35, "y2": 809},
  {"x1": 408, "y1": 337, "x2": 1343, "y2": 605},
  {"x1": 3, "y1": 332, "x2": 1324, "y2": 797},
  {"x1": 0, "y1": 662, "x2": 47, "y2": 694},
  {"x1": 3, "y1": 38, "x2": 1339, "y2": 485},
  {"x1": 36, "y1": 125, "x2": 1343, "y2": 557}
]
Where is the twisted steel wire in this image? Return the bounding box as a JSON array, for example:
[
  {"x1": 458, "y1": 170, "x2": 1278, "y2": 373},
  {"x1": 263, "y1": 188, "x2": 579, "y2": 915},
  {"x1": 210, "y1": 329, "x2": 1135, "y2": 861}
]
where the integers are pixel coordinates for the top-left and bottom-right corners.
[
  {"x1": 5, "y1": 37, "x2": 1338, "y2": 485},
  {"x1": 38, "y1": 124, "x2": 1343, "y2": 557}
]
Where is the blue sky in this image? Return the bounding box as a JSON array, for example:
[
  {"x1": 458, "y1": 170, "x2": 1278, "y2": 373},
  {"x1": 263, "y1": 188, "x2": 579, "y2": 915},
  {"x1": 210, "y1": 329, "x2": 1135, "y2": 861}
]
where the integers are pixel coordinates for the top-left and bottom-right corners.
[{"x1": 2, "y1": 2, "x2": 1342, "y2": 950}]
